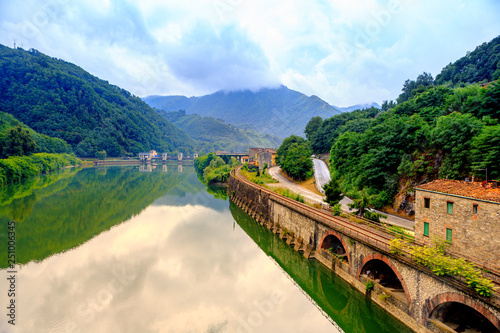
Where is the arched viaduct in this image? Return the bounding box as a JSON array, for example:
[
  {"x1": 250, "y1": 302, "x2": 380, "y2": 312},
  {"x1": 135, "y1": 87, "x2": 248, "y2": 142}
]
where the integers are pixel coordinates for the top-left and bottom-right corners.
[{"x1": 229, "y1": 168, "x2": 500, "y2": 333}]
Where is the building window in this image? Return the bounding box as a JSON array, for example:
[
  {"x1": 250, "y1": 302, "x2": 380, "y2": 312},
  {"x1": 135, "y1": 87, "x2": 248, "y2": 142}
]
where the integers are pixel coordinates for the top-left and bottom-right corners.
[
  {"x1": 473, "y1": 204, "x2": 478, "y2": 215},
  {"x1": 423, "y1": 222, "x2": 429, "y2": 237},
  {"x1": 447, "y1": 202, "x2": 454, "y2": 214},
  {"x1": 446, "y1": 228, "x2": 453, "y2": 244},
  {"x1": 424, "y1": 198, "x2": 430, "y2": 209}
]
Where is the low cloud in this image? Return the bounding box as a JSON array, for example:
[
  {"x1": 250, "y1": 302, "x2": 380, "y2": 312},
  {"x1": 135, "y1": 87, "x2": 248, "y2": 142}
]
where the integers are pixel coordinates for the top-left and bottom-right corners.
[{"x1": 0, "y1": 0, "x2": 499, "y2": 106}]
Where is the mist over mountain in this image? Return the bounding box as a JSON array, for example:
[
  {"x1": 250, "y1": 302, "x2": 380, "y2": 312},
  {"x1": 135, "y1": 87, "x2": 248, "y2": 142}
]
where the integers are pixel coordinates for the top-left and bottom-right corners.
[{"x1": 144, "y1": 86, "x2": 344, "y2": 138}]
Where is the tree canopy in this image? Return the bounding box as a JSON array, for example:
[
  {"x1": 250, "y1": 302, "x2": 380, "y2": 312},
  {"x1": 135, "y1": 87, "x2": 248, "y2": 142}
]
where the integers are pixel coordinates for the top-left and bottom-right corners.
[
  {"x1": 0, "y1": 111, "x2": 71, "y2": 157},
  {"x1": 277, "y1": 138, "x2": 313, "y2": 181},
  {"x1": 0, "y1": 125, "x2": 36, "y2": 158},
  {"x1": 435, "y1": 35, "x2": 500, "y2": 86}
]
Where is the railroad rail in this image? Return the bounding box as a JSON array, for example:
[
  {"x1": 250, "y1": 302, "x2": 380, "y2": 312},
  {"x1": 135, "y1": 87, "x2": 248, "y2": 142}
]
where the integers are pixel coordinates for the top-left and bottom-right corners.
[{"x1": 231, "y1": 166, "x2": 500, "y2": 296}]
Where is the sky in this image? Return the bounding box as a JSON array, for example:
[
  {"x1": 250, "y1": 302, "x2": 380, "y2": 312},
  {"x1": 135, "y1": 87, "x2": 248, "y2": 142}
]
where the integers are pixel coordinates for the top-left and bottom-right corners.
[{"x1": 0, "y1": 0, "x2": 499, "y2": 107}]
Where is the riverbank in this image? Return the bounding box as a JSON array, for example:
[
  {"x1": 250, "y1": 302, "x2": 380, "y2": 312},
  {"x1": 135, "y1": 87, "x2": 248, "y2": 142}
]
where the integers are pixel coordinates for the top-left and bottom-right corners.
[{"x1": 0, "y1": 153, "x2": 81, "y2": 186}]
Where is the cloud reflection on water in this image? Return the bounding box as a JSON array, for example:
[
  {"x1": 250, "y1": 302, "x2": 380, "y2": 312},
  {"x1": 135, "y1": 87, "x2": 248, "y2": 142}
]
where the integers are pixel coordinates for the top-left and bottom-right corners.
[{"x1": 2, "y1": 201, "x2": 338, "y2": 333}]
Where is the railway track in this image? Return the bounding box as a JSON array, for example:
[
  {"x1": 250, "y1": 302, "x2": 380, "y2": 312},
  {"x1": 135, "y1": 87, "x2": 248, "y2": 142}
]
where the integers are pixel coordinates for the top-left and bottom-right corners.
[
  {"x1": 232, "y1": 167, "x2": 395, "y2": 249},
  {"x1": 232, "y1": 167, "x2": 500, "y2": 292}
]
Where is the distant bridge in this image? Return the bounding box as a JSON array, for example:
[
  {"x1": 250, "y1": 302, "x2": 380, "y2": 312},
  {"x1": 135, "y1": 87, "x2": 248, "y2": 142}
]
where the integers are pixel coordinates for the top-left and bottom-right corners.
[{"x1": 215, "y1": 152, "x2": 249, "y2": 163}]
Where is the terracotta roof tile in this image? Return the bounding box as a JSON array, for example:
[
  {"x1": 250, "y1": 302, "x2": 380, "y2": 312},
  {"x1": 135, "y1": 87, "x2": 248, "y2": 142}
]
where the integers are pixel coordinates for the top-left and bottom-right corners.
[{"x1": 415, "y1": 179, "x2": 500, "y2": 203}]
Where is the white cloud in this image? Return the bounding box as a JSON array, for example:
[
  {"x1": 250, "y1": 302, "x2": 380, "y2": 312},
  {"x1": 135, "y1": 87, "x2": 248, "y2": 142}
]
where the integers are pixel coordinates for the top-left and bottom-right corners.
[{"x1": 0, "y1": 0, "x2": 499, "y2": 106}]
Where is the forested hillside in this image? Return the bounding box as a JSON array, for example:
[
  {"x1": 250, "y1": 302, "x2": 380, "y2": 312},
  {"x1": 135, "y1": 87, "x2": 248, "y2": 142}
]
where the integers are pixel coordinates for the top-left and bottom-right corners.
[
  {"x1": 303, "y1": 35, "x2": 500, "y2": 216},
  {"x1": 0, "y1": 111, "x2": 72, "y2": 157},
  {"x1": 144, "y1": 85, "x2": 342, "y2": 138},
  {"x1": 305, "y1": 107, "x2": 380, "y2": 153},
  {"x1": 161, "y1": 110, "x2": 281, "y2": 152},
  {"x1": 436, "y1": 35, "x2": 500, "y2": 86},
  {"x1": 0, "y1": 45, "x2": 196, "y2": 157}
]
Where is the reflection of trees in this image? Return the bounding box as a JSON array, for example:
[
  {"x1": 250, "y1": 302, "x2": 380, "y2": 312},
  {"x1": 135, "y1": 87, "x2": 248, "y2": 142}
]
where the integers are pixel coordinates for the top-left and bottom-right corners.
[
  {"x1": 0, "y1": 168, "x2": 79, "y2": 222},
  {"x1": 0, "y1": 166, "x2": 188, "y2": 268},
  {"x1": 206, "y1": 184, "x2": 228, "y2": 201},
  {"x1": 230, "y1": 202, "x2": 412, "y2": 333}
]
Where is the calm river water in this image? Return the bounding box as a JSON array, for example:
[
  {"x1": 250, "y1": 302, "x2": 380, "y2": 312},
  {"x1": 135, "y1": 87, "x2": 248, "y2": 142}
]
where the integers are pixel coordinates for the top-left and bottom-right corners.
[{"x1": 0, "y1": 166, "x2": 411, "y2": 333}]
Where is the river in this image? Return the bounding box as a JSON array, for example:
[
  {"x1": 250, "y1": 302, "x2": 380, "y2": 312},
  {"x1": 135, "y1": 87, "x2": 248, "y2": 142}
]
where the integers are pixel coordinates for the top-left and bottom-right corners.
[{"x1": 0, "y1": 165, "x2": 411, "y2": 333}]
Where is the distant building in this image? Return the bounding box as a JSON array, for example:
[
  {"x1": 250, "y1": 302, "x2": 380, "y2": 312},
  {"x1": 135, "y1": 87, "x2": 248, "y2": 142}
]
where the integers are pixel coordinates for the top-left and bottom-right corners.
[
  {"x1": 248, "y1": 148, "x2": 277, "y2": 167},
  {"x1": 414, "y1": 179, "x2": 500, "y2": 264},
  {"x1": 139, "y1": 150, "x2": 158, "y2": 161}
]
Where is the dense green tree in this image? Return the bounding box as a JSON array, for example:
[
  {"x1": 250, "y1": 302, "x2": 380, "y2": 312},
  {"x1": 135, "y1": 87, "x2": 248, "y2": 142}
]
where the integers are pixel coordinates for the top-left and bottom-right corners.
[
  {"x1": 471, "y1": 125, "x2": 500, "y2": 179},
  {"x1": 304, "y1": 116, "x2": 323, "y2": 142},
  {"x1": 281, "y1": 142, "x2": 313, "y2": 181},
  {"x1": 276, "y1": 135, "x2": 308, "y2": 165},
  {"x1": 396, "y1": 72, "x2": 435, "y2": 103},
  {"x1": 310, "y1": 107, "x2": 379, "y2": 153},
  {"x1": 435, "y1": 35, "x2": 500, "y2": 86},
  {"x1": 431, "y1": 112, "x2": 483, "y2": 179},
  {"x1": 381, "y1": 100, "x2": 396, "y2": 111},
  {"x1": 348, "y1": 189, "x2": 371, "y2": 218},
  {"x1": 480, "y1": 81, "x2": 500, "y2": 119},
  {"x1": 323, "y1": 177, "x2": 344, "y2": 206},
  {"x1": 194, "y1": 152, "x2": 217, "y2": 174},
  {"x1": 194, "y1": 153, "x2": 234, "y2": 184},
  {"x1": 1, "y1": 125, "x2": 36, "y2": 158},
  {"x1": 96, "y1": 150, "x2": 107, "y2": 160}
]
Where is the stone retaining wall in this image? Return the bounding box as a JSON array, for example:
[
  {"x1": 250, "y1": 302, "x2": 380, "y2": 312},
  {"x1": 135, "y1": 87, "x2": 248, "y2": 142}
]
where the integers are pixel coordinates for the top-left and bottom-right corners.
[{"x1": 229, "y1": 174, "x2": 500, "y2": 333}]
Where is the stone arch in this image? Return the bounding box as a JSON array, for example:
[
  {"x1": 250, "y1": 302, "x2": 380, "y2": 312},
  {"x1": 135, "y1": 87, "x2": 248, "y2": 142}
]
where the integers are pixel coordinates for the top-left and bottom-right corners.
[
  {"x1": 319, "y1": 230, "x2": 351, "y2": 264},
  {"x1": 357, "y1": 253, "x2": 412, "y2": 306},
  {"x1": 422, "y1": 292, "x2": 500, "y2": 331}
]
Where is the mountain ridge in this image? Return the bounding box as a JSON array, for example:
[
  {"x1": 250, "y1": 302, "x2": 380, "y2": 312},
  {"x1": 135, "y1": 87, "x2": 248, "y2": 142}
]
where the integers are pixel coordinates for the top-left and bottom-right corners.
[
  {"x1": 0, "y1": 45, "x2": 196, "y2": 157},
  {"x1": 159, "y1": 110, "x2": 282, "y2": 152},
  {"x1": 144, "y1": 86, "x2": 345, "y2": 138}
]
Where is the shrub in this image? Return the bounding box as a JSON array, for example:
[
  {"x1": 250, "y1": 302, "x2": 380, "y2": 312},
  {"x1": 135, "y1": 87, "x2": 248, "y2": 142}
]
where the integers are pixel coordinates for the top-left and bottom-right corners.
[
  {"x1": 0, "y1": 153, "x2": 80, "y2": 186},
  {"x1": 389, "y1": 237, "x2": 497, "y2": 297},
  {"x1": 332, "y1": 203, "x2": 342, "y2": 216}
]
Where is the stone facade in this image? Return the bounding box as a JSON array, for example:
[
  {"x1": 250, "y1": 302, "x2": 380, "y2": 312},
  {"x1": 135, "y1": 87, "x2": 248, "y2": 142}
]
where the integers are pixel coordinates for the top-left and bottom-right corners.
[
  {"x1": 415, "y1": 186, "x2": 500, "y2": 267},
  {"x1": 256, "y1": 152, "x2": 273, "y2": 170},
  {"x1": 248, "y1": 148, "x2": 276, "y2": 166}
]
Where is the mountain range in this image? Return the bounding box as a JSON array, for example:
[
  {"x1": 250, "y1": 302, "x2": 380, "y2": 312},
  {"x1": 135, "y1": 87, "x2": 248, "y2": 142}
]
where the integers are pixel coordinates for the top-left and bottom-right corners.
[{"x1": 144, "y1": 86, "x2": 346, "y2": 138}]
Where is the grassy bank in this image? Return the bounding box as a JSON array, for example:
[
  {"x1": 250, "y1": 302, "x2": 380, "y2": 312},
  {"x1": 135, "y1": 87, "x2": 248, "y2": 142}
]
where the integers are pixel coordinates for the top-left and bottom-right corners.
[
  {"x1": 0, "y1": 153, "x2": 81, "y2": 186},
  {"x1": 240, "y1": 167, "x2": 277, "y2": 185}
]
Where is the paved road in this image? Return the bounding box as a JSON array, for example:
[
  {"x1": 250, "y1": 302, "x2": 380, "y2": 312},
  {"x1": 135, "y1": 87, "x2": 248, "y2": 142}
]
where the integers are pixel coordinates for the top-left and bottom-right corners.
[
  {"x1": 312, "y1": 159, "x2": 330, "y2": 194},
  {"x1": 267, "y1": 165, "x2": 414, "y2": 230},
  {"x1": 268, "y1": 166, "x2": 325, "y2": 203}
]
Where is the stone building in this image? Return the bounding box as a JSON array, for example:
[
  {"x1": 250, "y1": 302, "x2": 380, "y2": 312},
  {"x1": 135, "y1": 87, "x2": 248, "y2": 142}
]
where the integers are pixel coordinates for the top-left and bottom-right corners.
[
  {"x1": 248, "y1": 148, "x2": 277, "y2": 167},
  {"x1": 414, "y1": 179, "x2": 500, "y2": 264}
]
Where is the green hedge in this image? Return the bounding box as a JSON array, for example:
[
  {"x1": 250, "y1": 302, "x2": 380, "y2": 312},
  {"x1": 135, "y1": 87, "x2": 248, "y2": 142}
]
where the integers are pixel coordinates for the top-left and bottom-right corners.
[{"x1": 0, "y1": 153, "x2": 81, "y2": 186}]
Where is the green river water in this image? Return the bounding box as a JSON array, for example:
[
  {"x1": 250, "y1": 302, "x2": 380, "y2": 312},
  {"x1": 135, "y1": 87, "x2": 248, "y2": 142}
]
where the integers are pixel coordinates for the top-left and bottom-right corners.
[{"x1": 0, "y1": 166, "x2": 412, "y2": 333}]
